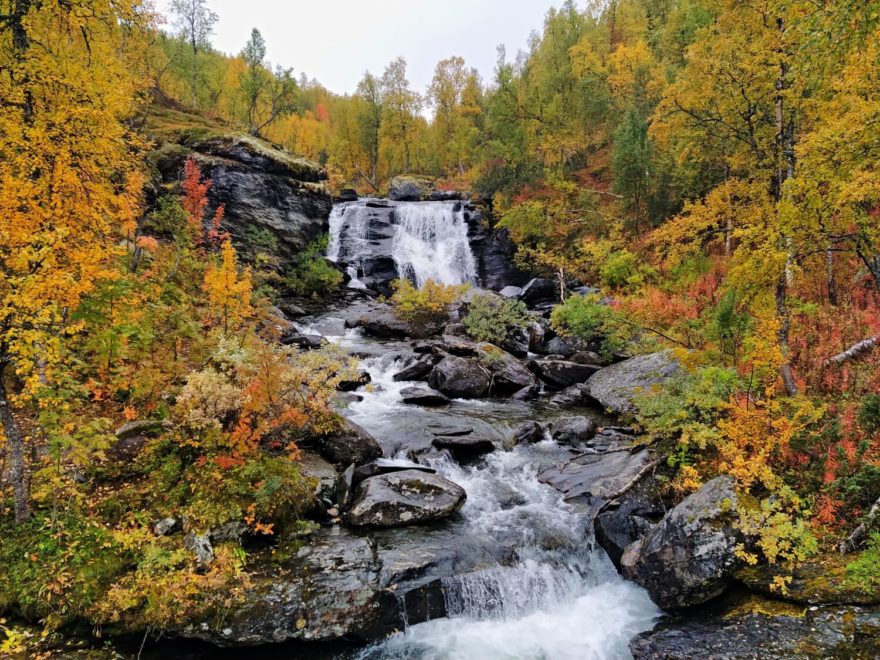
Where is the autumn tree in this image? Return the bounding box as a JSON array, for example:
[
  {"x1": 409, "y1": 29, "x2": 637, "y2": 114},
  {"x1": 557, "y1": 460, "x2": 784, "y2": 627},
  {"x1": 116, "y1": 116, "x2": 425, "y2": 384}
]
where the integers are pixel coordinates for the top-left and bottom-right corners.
[
  {"x1": 239, "y1": 28, "x2": 299, "y2": 136},
  {"x1": 169, "y1": 0, "x2": 218, "y2": 107},
  {"x1": 0, "y1": 0, "x2": 151, "y2": 522},
  {"x1": 380, "y1": 56, "x2": 422, "y2": 173}
]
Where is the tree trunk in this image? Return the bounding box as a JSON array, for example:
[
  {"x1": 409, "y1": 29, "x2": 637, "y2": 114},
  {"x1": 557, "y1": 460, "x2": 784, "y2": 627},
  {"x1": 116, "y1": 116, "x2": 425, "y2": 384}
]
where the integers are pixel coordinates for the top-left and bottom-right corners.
[
  {"x1": 827, "y1": 246, "x2": 837, "y2": 305},
  {"x1": 0, "y1": 374, "x2": 30, "y2": 523}
]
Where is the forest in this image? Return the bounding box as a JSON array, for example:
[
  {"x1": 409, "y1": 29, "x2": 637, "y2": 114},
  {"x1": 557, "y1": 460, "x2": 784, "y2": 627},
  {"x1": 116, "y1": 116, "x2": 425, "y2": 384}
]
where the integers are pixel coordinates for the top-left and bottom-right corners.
[{"x1": 2, "y1": 0, "x2": 880, "y2": 657}]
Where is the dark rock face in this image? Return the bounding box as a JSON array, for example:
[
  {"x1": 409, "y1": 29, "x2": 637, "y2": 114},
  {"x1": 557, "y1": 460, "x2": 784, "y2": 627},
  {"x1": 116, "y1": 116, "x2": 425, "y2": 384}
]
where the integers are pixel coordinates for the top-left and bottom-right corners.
[
  {"x1": 183, "y1": 527, "x2": 403, "y2": 645},
  {"x1": 354, "y1": 302, "x2": 445, "y2": 340},
  {"x1": 346, "y1": 470, "x2": 467, "y2": 528},
  {"x1": 432, "y1": 435, "x2": 495, "y2": 459},
  {"x1": 548, "y1": 384, "x2": 590, "y2": 408},
  {"x1": 623, "y1": 476, "x2": 740, "y2": 610},
  {"x1": 630, "y1": 604, "x2": 880, "y2": 659},
  {"x1": 595, "y1": 498, "x2": 663, "y2": 568},
  {"x1": 429, "y1": 356, "x2": 491, "y2": 399},
  {"x1": 548, "y1": 416, "x2": 597, "y2": 445},
  {"x1": 542, "y1": 336, "x2": 576, "y2": 358},
  {"x1": 314, "y1": 420, "x2": 383, "y2": 466},
  {"x1": 531, "y1": 358, "x2": 602, "y2": 388},
  {"x1": 338, "y1": 370, "x2": 371, "y2": 392},
  {"x1": 467, "y1": 218, "x2": 529, "y2": 290},
  {"x1": 400, "y1": 386, "x2": 450, "y2": 406},
  {"x1": 519, "y1": 278, "x2": 559, "y2": 307},
  {"x1": 154, "y1": 135, "x2": 331, "y2": 265},
  {"x1": 587, "y1": 351, "x2": 680, "y2": 414}
]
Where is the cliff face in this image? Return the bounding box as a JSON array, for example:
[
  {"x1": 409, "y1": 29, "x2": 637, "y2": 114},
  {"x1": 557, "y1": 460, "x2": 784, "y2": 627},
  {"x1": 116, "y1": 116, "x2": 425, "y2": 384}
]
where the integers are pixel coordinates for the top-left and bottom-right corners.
[{"x1": 147, "y1": 105, "x2": 332, "y2": 264}]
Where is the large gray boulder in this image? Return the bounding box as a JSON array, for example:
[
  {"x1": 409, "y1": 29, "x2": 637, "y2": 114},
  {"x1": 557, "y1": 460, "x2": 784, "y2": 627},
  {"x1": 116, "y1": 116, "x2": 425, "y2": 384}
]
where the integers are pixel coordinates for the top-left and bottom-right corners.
[
  {"x1": 623, "y1": 476, "x2": 740, "y2": 610},
  {"x1": 345, "y1": 470, "x2": 467, "y2": 528},
  {"x1": 586, "y1": 351, "x2": 679, "y2": 414},
  {"x1": 314, "y1": 419, "x2": 383, "y2": 466},
  {"x1": 429, "y1": 356, "x2": 490, "y2": 398},
  {"x1": 548, "y1": 416, "x2": 597, "y2": 445},
  {"x1": 388, "y1": 175, "x2": 434, "y2": 201}
]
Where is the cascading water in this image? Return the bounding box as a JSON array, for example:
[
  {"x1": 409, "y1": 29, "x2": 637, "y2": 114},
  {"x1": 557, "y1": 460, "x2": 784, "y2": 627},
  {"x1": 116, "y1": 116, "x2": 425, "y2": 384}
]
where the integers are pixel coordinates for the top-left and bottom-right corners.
[{"x1": 326, "y1": 199, "x2": 477, "y2": 287}]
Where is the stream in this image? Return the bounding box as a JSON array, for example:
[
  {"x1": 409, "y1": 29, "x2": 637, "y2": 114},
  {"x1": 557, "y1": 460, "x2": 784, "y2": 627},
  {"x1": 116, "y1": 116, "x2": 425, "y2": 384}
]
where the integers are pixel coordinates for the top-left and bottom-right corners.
[{"x1": 296, "y1": 199, "x2": 663, "y2": 658}]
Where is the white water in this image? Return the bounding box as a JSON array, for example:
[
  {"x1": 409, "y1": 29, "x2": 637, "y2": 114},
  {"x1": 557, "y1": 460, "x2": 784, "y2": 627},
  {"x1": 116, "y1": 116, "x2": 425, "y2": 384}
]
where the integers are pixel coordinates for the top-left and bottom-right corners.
[
  {"x1": 326, "y1": 199, "x2": 477, "y2": 287},
  {"x1": 339, "y1": 350, "x2": 661, "y2": 660}
]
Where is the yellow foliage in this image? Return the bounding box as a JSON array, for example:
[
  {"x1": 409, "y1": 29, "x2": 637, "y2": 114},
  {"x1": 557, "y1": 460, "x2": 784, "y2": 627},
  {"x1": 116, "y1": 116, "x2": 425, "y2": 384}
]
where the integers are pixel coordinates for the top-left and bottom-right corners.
[{"x1": 202, "y1": 240, "x2": 253, "y2": 332}]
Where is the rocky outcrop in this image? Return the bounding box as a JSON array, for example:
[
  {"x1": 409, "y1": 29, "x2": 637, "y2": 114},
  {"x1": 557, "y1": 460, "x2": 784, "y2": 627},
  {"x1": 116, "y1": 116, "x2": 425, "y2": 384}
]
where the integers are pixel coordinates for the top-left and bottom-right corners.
[
  {"x1": 540, "y1": 447, "x2": 655, "y2": 502},
  {"x1": 149, "y1": 108, "x2": 331, "y2": 265},
  {"x1": 345, "y1": 470, "x2": 467, "y2": 528},
  {"x1": 623, "y1": 476, "x2": 740, "y2": 610},
  {"x1": 183, "y1": 527, "x2": 402, "y2": 645},
  {"x1": 388, "y1": 175, "x2": 438, "y2": 201},
  {"x1": 393, "y1": 354, "x2": 437, "y2": 382},
  {"x1": 353, "y1": 302, "x2": 445, "y2": 340},
  {"x1": 476, "y1": 343, "x2": 537, "y2": 394},
  {"x1": 519, "y1": 278, "x2": 559, "y2": 307},
  {"x1": 432, "y1": 435, "x2": 495, "y2": 460},
  {"x1": 530, "y1": 358, "x2": 602, "y2": 388},
  {"x1": 313, "y1": 419, "x2": 383, "y2": 466},
  {"x1": 400, "y1": 386, "x2": 450, "y2": 406},
  {"x1": 586, "y1": 351, "x2": 679, "y2": 414},
  {"x1": 508, "y1": 421, "x2": 545, "y2": 447},
  {"x1": 630, "y1": 603, "x2": 880, "y2": 659},
  {"x1": 429, "y1": 356, "x2": 491, "y2": 399},
  {"x1": 594, "y1": 498, "x2": 664, "y2": 568}
]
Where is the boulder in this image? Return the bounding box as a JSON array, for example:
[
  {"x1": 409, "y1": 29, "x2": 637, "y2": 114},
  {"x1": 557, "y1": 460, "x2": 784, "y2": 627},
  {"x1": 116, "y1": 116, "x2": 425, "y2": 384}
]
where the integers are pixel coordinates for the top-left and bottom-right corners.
[
  {"x1": 586, "y1": 351, "x2": 679, "y2": 414},
  {"x1": 519, "y1": 277, "x2": 559, "y2": 307},
  {"x1": 548, "y1": 416, "x2": 597, "y2": 445},
  {"x1": 280, "y1": 333, "x2": 324, "y2": 350},
  {"x1": 594, "y1": 498, "x2": 663, "y2": 568},
  {"x1": 429, "y1": 356, "x2": 490, "y2": 398},
  {"x1": 388, "y1": 175, "x2": 434, "y2": 201},
  {"x1": 400, "y1": 386, "x2": 450, "y2": 406},
  {"x1": 476, "y1": 343, "x2": 537, "y2": 394},
  {"x1": 346, "y1": 470, "x2": 466, "y2": 528},
  {"x1": 351, "y1": 459, "x2": 436, "y2": 488},
  {"x1": 623, "y1": 476, "x2": 740, "y2": 610},
  {"x1": 531, "y1": 358, "x2": 602, "y2": 388},
  {"x1": 429, "y1": 425, "x2": 473, "y2": 437},
  {"x1": 499, "y1": 285, "x2": 523, "y2": 298},
  {"x1": 314, "y1": 420, "x2": 383, "y2": 466},
  {"x1": 630, "y1": 604, "x2": 880, "y2": 659},
  {"x1": 393, "y1": 354, "x2": 436, "y2": 382},
  {"x1": 184, "y1": 532, "x2": 214, "y2": 566},
  {"x1": 355, "y1": 303, "x2": 444, "y2": 339},
  {"x1": 154, "y1": 517, "x2": 178, "y2": 536},
  {"x1": 508, "y1": 421, "x2": 545, "y2": 446},
  {"x1": 432, "y1": 435, "x2": 495, "y2": 460},
  {"x1": 543, "y1": 336, "x2": 576, "y2": 357},
  {"x1": 539, "y1": 448, "x2": 655, "y2": 502},
  {"x1": 548, "y1": 384, "x2": 590, "y2": 408},
  {"x1": 337, "y1": 370, "x2": 371, "y2": 392}
]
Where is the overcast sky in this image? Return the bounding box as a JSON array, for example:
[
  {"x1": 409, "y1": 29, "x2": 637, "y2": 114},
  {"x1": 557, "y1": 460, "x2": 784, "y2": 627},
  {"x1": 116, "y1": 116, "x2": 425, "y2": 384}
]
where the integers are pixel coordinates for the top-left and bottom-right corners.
[{"x1": 155, "y1": 0, "x2": 562, "y2": 95}]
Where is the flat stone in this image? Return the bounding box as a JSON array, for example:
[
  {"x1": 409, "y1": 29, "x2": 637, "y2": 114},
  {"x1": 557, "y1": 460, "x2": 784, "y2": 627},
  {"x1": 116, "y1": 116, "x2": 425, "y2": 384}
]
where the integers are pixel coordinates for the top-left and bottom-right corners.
[
  {"x1": 400, "y1": 386, "x2": 450, "y2": 406},
  {"x1": 346, "y1": 470, "x2": 467, "y2": 528}
]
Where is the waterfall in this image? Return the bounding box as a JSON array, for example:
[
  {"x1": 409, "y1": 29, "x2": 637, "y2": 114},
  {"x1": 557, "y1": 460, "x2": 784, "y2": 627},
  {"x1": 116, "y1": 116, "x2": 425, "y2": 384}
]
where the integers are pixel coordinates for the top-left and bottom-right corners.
[
  {"x1": 326, "y1": 199, "x2": 476, "y2": 288},
  {"x1": 391, "y1": 201, "x2": 476, "y2": 287}
]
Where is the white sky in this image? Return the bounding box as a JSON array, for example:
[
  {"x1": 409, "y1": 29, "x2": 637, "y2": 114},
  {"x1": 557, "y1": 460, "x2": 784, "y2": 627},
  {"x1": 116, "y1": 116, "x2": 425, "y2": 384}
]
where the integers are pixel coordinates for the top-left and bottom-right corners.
[{"x1": 155, "y1": 0, "x2": 562, "y2": 95}]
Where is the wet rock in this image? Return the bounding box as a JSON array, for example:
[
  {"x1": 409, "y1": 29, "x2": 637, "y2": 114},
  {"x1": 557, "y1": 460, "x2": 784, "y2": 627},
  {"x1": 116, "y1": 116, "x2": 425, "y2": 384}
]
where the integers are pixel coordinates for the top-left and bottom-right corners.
[
  {"x1": 351, "y1": 459, "x2": 436, "y2": 488},
  {"x1": 539, "y1": 448, "x2": 654, "y2": 501},
  {"x1": 520, "y1": 277, "x2": 559, "y2": 307},
  {"x1": 280, "y1": 333, "x2": 324, "y2": 349},
  {"x1": 429, "y1": 356, "x2": 490, "y2": 398},
  {"x1": 623, "y1": 475, "x2": 740, "y2": 610},
  {"x1": 508, "y1": 421, "x2": 545, "y2": 447},
  {"x1": 630, "y1": 603, "x2": 880, "y2": 659},
  {"x1": 154, "y1": 517, "x2": 178, "y2": 536},
  {"x1": 337, "y1": 369, "x2": 371, "y2": 392},
  {"x1": 526, "y1": 321, "x2": 545, "y2": 353},
  {"x1": 393, "y1": 354, "x2": 437, "y2": 382},
  {"x1": 432, "y1": 435, "x2": 495, "y2": 459},
  {"x1": 543, "y1": 336, "x2": 576, "y2": 357},
  {"x1": 531, "y1": 358, "x2": 602, "y2": 388},
  {"x1": 511, "y1": 384, "x2": 539, "y2": 401},
  {"x1": 346, "y1": 470, "x2": 467, "y2": 528},
  {"x1": 548, "y1": 416, "x2": 597, "y2": 445},
  {"x1": 586, "y1": 351, "x2": 679, "y2": 414},
  {"x1": 183, "y1": 527, "x2": 403, "y2": 645},
  {"x1": 355, "y1": 303, "x2": 444, "y2": 339},
  {"x1": 594, "y1": 498, "x2": 663, "y2": 568},
  {"x1": 548, "y1": 384, "x2": 590, "y2": 408},
  {"x1": 429, "y1": 425, "x2": 473, "y2": 437},
  {"x1": 400, "y1": 386, "x2": 450, "y2": 406},
  {"x1": 299, "y1": 450, "x2": 338, "y2": 509},
  {"x1": 434, "y1": 334, "x2": 479, "y2": 357},
  {"x1": 337, "y1": 188, "x2": 358, "y2": 202},
  {"x1": 314, "y1": 420, "x2": 383, "y2": 466},
  {"x1": 476, "y1": 343, "x2": 537, "y2": 394},
  {"x1": 185, "y1": 532, "x2": 214, "y2": 566},
  {"x1": 336, "y1": 464, "x2": 356, "y2": 510}
]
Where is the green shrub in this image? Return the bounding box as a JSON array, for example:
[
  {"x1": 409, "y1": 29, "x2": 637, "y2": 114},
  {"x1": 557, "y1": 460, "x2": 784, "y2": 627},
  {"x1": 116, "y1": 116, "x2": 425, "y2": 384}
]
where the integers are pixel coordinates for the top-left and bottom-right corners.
[
  {"x1": 463, "y1": 293, "x2": 531, "y2": 344},
  {"x1": 549, "y1": 293, "x2": 625, "y2": 357},
  {"x1": 600, "y1": 250, "x2": 643, "y2": 289},
  {"x1": 846, "y1": 532, "x2": 880, "y2": 590},
  {"x1": 285, "y1": 235, "x2": 343, "y2": 297}
]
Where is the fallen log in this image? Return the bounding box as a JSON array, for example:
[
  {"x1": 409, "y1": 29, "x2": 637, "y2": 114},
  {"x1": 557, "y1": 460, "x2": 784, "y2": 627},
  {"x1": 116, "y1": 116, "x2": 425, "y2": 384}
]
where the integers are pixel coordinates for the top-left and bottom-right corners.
[{"x1": 823, "y1": 335, "x2": 880, "y2": 367}]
